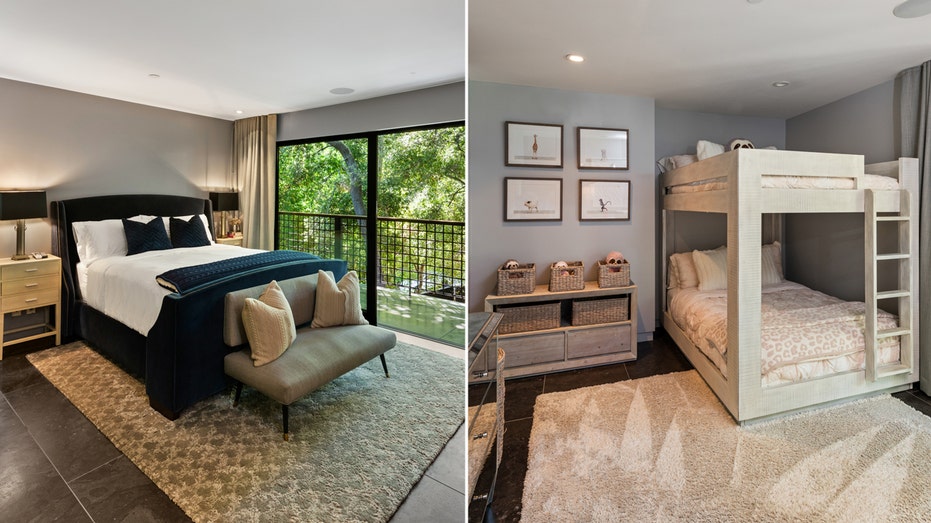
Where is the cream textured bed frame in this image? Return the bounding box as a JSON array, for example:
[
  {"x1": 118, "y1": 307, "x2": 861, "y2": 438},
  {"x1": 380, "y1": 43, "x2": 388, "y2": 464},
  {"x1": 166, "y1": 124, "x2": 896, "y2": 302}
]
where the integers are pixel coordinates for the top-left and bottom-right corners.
[{"x1": 661, "y1": 149, "x2": 919, "y2": 422}]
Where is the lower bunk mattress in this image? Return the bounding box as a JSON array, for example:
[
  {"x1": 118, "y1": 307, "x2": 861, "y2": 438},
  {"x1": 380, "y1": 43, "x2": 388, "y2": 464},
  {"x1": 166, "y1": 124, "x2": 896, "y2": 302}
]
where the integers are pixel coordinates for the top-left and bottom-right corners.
[{"x1": 668, "y1": 281, "x2": 900, "y2": 386}]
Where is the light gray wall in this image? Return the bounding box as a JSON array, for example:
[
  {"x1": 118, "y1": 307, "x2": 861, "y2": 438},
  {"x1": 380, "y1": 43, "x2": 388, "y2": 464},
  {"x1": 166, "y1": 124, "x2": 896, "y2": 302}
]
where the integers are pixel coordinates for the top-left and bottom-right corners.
[
  {"x1": 786, "y1": 80, "x2": 896, "y2": 164},
  {"x1": 468, "y1": 81, "x2": 656, "y2": 338},
  {"x1": 277, "y1": 82, "x2": 464, "y2": 141},
  {"x1": 784, "y1": 79, "x2": 897, "y2": 300},
  {"x1": 0, "y1": 78, "x2": 232, "y2": 256}
]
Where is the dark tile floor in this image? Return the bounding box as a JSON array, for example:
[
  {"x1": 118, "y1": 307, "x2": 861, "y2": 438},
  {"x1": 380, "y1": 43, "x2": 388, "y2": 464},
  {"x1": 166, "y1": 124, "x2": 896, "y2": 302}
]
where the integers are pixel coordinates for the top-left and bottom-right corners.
[
  {"x1": 0, "y1": 341, "x2": 465, "y2": 522},
  {"x1": 468, "y1": 328, "x2": 931, "y2": 522}
]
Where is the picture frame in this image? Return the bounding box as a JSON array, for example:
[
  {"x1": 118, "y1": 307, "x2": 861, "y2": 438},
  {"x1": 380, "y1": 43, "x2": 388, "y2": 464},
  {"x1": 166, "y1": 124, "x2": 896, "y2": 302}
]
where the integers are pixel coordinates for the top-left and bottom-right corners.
[
  {"x1": 577, "y1": 127, "x2": 629, "y2": 170},
  {"x1": 579, "y1": 179, "x2": 630, "y2": 221},
  {"x1": 505, "y1": 121, "x2": 563, "y2": 167},
  {"x1": 504, "y1": 177, "x2": 563, "y2": 221}
]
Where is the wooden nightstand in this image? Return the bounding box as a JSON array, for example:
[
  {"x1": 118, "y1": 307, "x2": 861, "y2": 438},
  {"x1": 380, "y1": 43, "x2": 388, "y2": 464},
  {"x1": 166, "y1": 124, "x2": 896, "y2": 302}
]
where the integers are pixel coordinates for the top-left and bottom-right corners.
[
  {"x1": 0, "y1": 255, "x2": 61, "y2": 359},
  {"x1": 216, "y1": 234, "x2": 243, "y2": 246}
]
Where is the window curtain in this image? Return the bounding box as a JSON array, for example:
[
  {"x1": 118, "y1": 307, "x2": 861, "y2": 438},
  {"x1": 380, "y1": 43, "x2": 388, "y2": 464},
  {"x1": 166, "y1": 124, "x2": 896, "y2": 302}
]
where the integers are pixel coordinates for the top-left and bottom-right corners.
[
  {"x1": 233, "y1": 114, "x2": 277, "y2": 250},
  {"x1": 897, "y1": 61, "x2": 931, "y2": 393}
]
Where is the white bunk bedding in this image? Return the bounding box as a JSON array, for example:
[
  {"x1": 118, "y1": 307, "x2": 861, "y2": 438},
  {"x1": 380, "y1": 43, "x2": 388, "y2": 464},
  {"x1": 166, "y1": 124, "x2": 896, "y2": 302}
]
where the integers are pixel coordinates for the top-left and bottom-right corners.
[
  {"x1": 668, "y1": 173, "x2": 899, "y2": 194},
  {"x1": 668, "y1": 281, "x2": 901, "y2": 386}
]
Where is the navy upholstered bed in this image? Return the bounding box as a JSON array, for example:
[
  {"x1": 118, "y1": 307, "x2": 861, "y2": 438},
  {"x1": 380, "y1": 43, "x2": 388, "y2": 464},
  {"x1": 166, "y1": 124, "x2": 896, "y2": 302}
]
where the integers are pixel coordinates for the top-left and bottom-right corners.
[{"x1": 50, "y1": 194, "x2": 347, "y2": 420}]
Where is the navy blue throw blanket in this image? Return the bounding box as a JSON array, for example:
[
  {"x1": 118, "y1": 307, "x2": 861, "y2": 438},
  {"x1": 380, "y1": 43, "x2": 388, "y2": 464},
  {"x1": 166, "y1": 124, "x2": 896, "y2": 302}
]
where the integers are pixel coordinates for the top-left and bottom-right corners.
[{"x1": 156, "y1": 250, "x2": 322, "y2": 295}]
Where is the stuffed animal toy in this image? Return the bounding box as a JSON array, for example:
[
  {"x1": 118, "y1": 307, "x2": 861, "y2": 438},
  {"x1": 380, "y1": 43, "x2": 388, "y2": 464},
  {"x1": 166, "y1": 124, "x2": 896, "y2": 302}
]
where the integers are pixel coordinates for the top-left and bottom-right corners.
[
  {"x1": 605, "y1": 251, "x2": 625, "y2": 264},
  {"x1": 553, "y1": 260, "x2": 569, "y2": 276},
  {"x1": 504, "y1": 259, "x2": 520, "y2": 270},
  {"x1": 728, "y1": 138, "x2": 755, "y2": 150}
]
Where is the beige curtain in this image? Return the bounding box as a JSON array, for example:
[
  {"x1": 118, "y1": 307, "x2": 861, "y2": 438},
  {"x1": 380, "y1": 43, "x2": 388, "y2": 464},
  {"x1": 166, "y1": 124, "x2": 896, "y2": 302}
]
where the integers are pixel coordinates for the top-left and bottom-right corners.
[
  {"x1": 233, "y1": 114, "x2": 277, "y2": 250},
  {"x1": 897, "y1": 61, "x2": 931, "y2": 393}
]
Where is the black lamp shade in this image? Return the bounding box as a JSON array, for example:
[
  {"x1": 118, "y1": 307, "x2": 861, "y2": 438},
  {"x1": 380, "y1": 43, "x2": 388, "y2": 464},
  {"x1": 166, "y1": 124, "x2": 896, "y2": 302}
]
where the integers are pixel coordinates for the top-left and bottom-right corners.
[
  {"x1": 0, "y1": 191, "x2": 48, "y2": 220},
  {"x1": 209, "y1": 191, "x2": 239, "y2": 212}
]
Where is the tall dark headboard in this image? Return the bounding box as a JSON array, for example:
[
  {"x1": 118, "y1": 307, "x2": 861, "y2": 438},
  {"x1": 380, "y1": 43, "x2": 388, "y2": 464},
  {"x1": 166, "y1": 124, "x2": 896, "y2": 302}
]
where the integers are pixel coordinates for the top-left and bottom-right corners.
[{"x1": 50, "y1": 194, "x2": 214, "y2": 338}]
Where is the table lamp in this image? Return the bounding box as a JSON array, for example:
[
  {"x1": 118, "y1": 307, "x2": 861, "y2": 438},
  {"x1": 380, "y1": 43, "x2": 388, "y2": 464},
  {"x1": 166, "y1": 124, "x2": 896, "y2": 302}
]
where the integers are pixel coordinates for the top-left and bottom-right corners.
[
  {"x1": 0, "y1": 191, "x2": 48, "y2": 260},
  {"x1": 209, "y1": 191, "x2": 239, "y2": 237}
]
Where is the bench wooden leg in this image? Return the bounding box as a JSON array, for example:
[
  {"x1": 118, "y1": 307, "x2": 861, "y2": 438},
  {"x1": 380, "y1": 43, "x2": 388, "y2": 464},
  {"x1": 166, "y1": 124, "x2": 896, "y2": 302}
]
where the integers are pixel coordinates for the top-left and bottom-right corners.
[
  {"x1": 380, "y1": 354, "x2": 389, "y2": 378},
  {"x1": 233, "y1": 382, "x2": 243, "y2": 407},
  {"x1": 282, "y1": 404, "x2": 289, "y2": 441}
]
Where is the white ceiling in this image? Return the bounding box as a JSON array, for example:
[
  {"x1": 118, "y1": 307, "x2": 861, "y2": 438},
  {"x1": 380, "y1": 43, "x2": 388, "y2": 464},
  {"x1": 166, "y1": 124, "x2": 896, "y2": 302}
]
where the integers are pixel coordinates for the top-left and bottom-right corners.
[
  {"x1": 470, "y1": 0, "x2": 931, "y2": 118},
  {"x1": 0, "y1": 0, "x2": 465, "y2": 120}
]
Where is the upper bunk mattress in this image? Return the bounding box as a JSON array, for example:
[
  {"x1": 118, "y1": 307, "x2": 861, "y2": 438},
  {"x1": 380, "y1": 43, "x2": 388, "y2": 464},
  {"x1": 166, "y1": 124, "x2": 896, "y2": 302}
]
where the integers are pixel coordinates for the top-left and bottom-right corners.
[
  {"x1": 668, "y1": 173, "x2": 899, "y2": 194},
  {"x1": 668, "y1": 281, "x2": 901, "y2": 386},
  {"x1": 80, "y1": 244, "x2": 264, "y2": 335}
]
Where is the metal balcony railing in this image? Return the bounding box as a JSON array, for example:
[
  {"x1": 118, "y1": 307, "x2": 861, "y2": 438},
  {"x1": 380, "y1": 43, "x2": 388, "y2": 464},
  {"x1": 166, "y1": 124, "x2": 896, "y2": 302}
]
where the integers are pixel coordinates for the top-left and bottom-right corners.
[{"x1": 277, "y1": 212, "x2": 465, "y2": 302}]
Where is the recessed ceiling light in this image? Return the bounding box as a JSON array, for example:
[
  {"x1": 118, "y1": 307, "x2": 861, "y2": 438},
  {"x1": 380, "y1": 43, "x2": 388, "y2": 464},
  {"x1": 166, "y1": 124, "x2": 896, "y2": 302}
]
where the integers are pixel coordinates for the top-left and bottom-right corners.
[
  {"x1": 772, "y1": 81, "x2": 790, "y2": 88},
  {"x1": 329, "y1": 87, "x2": 355, "y2": 95},
  {"x1": 148, "y1": 73, "x2": 160, "y2": 79},
  {"x1": 565, "y1": 54, "x2": 585, "y2": 63},
  {"x1": 746, "y1": 0, "x2": 764, "y2": 4},
  {"x1": 894, "y1": 0, "x2": 931, "y2": 18},
  {"x1": 235, "y1": 110, "x2": 243, "y2": 115}
]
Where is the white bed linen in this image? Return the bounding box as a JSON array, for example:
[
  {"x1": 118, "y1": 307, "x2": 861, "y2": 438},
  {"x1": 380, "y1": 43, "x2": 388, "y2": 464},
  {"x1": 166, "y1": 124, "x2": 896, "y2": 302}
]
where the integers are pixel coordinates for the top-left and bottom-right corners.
[
  {"x1": 669, "y1": 281, "x2": 901, "y2": 386},
  {"x1": 83, "y1": 244, "x2": 263, "y2": 335},
  {"x1": 668, "y1": 173, "x2": 899, "y2": 194}
]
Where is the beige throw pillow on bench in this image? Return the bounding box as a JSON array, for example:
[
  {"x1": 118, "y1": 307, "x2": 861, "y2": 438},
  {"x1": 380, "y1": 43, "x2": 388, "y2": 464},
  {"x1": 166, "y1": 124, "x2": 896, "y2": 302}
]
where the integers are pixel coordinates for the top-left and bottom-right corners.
[
  {"x1": 312, "y1": 270, "x2": 368, "y2": 328},
  {"x1": 242, "y1": 280, "x2": 297, "y2": 366}
]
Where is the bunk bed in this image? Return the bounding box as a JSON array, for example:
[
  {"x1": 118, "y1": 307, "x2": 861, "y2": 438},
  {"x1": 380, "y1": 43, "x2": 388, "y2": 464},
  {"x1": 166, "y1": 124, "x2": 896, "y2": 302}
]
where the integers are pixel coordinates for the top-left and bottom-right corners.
[{"x1": 661, "y1": 149, "x2": 919, "y2": 422}]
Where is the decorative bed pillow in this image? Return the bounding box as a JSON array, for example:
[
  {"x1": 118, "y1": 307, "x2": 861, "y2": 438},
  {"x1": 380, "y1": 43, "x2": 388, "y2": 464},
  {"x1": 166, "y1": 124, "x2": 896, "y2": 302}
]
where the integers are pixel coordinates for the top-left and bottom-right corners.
[
  {"x1": 163, "y1": 215, "x2": 213, "y2": 243},
  {"x1": 696, "y1": 140, "x2": 726, "y2": 161},
  {"x1": 669, "y1": 252, "x2": 699, "y2": 289},
  {"x1": 242, "y1": 280, "x2": 297, "y2": 366},
  {"x1": 312, "y1": 270, "x2": 367, "y2": 328},
  {"x1": 122, "y1": 217, "x2": 172, "y2": 255},
  {"x1": 72, "y1": 214, "x2": 156, "y2": 264},
  {"x1": 692, "y1": 246, "x2": 727, "y2": 291},
  {"x1": 761, "y1": 241, "x2": 784, "y2": 285},
  {"x1": 169, "y1": 216, "x2": 211, "y2": 248}
]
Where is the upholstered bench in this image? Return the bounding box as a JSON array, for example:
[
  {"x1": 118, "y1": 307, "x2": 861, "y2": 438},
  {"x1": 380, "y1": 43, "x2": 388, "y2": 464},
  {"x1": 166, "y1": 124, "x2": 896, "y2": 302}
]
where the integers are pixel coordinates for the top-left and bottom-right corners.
[{"x1": 223, "y1": 273, "x2": 396, "y2": 440}]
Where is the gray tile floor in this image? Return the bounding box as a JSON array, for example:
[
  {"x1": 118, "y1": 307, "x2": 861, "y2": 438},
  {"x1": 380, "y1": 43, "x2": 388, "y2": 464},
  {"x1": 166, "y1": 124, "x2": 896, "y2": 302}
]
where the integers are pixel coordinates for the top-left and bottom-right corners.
[{"x1": 0, "y1": 341, "x2": 465, "y2": 522}]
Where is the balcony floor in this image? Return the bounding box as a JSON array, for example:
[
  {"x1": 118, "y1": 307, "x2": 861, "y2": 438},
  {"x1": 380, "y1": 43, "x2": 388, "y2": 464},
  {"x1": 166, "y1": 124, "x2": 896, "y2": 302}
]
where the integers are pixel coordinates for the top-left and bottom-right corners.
[{"x1": 375, "y1": 286, "x2": 465, "y2": 347}]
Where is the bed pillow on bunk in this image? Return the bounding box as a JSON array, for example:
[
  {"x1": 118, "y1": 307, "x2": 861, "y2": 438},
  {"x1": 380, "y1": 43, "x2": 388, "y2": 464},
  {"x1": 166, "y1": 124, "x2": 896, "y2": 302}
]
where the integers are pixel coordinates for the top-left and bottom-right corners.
[
  {"x1": 668, "y1": 252, "x2": 699, "y2": 289},
  {"x1": 692, "y1": 246, "x2": 727, "y2": 291},
  {"x1": 761, "y1": 241, "x2": 784, "y2": 285},
  {"x1": 657, "y1": 154, "x2": 699, "y2": 174},
  {"x1": 123, "y1": 217, "x2": 172, "y2": 255},
  {"x1": 696, "y1": 140, "x2": 726, "y2": 161}
]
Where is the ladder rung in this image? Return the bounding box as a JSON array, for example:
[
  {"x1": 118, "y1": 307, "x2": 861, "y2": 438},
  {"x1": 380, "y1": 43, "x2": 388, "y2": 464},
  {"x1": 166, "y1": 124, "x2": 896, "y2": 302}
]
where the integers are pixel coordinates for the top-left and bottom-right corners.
[
  {"x1": 877, "y1": 327, "x2": 911, "y2": 340},
  {"x1": 875, "y1": 216, "x2": 910, "y2": 222},
  {"x1": 876, "y1": 253, "x2": 910, "y2": 261},
  {"x1": 875, "y1": 363, "x2": 912, "y2": 379},
  {"x1": 876, "y1": 290, "x2": 911, "y2": 300}
]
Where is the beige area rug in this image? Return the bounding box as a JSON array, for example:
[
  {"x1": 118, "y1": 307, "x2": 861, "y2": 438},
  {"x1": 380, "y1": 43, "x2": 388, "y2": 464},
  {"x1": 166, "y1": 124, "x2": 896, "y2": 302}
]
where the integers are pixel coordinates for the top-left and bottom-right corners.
[
  {"x1": 28, "y1": 341, "x2": 464, "y2": 523},
  {"x1": 523, "y1": 370, "x2": 931, "y2": 522}
]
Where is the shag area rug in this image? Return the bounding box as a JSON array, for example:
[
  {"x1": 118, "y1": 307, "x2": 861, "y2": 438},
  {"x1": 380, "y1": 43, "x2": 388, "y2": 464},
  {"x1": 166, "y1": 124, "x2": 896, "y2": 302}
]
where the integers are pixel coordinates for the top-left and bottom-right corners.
[
  {"x1": 523, "y1": 370, "x2": 931, "y2": 522},
  {"x1": 28, "y1": 341, "x2": 464, "y2": 523}
]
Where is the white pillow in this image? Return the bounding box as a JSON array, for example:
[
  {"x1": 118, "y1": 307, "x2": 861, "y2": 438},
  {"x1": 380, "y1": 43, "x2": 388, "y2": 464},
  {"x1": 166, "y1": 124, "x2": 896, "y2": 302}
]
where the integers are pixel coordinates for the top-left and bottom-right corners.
[
  {"x1": 697, "y1": 140, "x2": 726, "y2": 161},
  {"x1": 71, "y1": 214, "x2": 154, "y2": 266},
  {"x1": 692, "y1": 246, "x2": 727, "y2": 291},
  {"x1": 762, "y1": 241, "x2": 784, "y2": 285},
  {"x1": 657, "y1": 154, "x2": 699, "y2": 174}
]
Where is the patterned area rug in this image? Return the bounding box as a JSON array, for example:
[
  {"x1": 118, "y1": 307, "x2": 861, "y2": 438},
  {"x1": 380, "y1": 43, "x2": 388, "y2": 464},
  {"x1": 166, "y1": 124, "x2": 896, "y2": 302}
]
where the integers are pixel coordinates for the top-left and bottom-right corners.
[
  {"x1": 28, "y1": 341, "x2": 464, "y2": 523},
  {"x1": 523, "y1": 370, "x2": 931, "y2": 522}
]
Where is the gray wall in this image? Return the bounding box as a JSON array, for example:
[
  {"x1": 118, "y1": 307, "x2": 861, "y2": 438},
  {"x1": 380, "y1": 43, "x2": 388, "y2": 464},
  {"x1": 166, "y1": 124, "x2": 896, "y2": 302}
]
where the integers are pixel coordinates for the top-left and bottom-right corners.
[
  {"x1": 278, "y1": 82, "x2": 464, "y2": 141},
  {"x1": 0, "y1": 77, "x2": 232, "y2": 255},
  {"x1": 784, "y1": 79, "x2": 898, "y2": 300},
  {"x1": 468, "y1": 81, "x2": 656, "y2": 338}
]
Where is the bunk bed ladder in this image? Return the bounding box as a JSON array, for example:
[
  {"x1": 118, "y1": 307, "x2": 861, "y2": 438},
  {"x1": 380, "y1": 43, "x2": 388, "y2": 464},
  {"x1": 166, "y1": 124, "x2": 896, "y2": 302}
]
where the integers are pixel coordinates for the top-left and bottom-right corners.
[{"x1": 864, "y1": 189, "x2": 914, "y2": 382}]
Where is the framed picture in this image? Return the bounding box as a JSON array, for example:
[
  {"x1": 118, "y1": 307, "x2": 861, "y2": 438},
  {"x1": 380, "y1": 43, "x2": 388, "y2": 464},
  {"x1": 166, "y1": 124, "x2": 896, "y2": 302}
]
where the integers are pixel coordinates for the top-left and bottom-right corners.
[
  {"x1": 577, "y1": 127, "x2": 629, "y2": 170},
  {"x1": 504, "y1": 177, "x2": 563, "y2": 221},
  {"x1": 506, "y1": 121, "x2": 563, "y2": 167},
  {"x1": 579, "y1": 180, "x2": 630, "y2": 221}
]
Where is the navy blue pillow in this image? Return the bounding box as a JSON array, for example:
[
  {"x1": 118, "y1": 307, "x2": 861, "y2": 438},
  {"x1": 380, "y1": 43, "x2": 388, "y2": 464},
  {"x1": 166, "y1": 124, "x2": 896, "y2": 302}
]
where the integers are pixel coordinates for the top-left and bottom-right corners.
[
  {"x1": 123, "y1": 217, "x2": 172, "y2": 255},
  {"x1": 169, "y1": 216, "x2": 211, "y2": 248}
]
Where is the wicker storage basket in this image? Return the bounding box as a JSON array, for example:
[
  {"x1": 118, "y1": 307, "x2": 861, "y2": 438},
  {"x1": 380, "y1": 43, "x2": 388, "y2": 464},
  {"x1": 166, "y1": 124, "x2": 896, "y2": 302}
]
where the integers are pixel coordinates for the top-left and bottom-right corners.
[
  {"x1": 549, "y1": 261, "x2": 584, "y2": 292},
  {"x1": 597, "y1": 260, "x2": 631, "y2": 288},
  {"x1": 497, "y1": 263, "x2": 535, "y2": 296},
  {"x1": 572, "y1": 297, "x2": 629, "y2": 326},
  {"x1": 498, "y1": 302, "x2": 560, "y2": 334}
]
